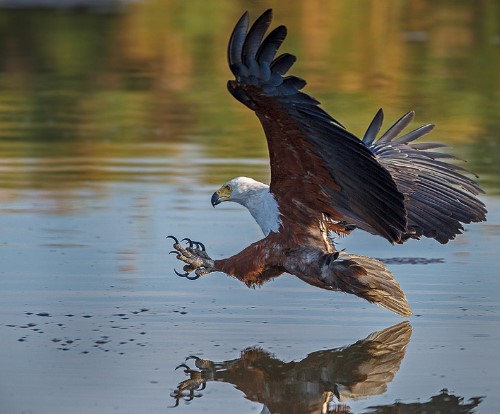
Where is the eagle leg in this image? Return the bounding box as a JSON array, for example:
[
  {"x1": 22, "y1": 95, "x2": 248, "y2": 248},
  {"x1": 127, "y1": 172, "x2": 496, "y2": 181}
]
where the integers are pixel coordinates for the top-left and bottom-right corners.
[{"x1": 168, "y1": 236, "x2": 216, "y2": 279}]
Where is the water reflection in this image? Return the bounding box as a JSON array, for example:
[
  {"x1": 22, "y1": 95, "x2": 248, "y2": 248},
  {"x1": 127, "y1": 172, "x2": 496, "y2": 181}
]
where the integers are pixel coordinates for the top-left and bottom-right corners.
[
  {"x1": 365, "y1": 389, "x2": 483, "y2": 414},
  {"x1": 171, "y1": 322, "x2": 412, "y2": 413},
  {"x1": 0, "y1": 1, "x2": 499, "y2": 195}
]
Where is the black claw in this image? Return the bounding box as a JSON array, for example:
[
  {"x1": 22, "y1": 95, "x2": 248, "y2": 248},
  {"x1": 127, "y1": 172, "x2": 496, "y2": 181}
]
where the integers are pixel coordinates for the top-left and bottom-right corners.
[
  {"x1": 181, "y1": 238, "x2": 193, "y2": 248},
  {"x1": 166, "y1": 235, "x2": 179, "y2": 244},
  {"x1": 174, "y1": 268, "x2": 190, "y2": 278},
  {"x1": 169, "y1": 250, "x2": 179, "y2": 255},
  {"x1": 194, "y1": 242, "x2": 205, "y2": 251},
  {"x1": 175, "y1": 363, "x2": 190, "y2": 371},
  {"x1": 186, "y1": 355, "x2": 200, "y2": 362},
  {"x1": 174, "y1": 268, "x2": 200, "y2": 280}
]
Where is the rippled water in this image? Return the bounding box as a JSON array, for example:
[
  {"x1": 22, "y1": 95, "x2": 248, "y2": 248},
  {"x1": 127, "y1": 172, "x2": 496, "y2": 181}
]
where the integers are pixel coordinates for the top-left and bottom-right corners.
[{"x1": 0, "y1": 2, "x2": 499, "y2": 413}]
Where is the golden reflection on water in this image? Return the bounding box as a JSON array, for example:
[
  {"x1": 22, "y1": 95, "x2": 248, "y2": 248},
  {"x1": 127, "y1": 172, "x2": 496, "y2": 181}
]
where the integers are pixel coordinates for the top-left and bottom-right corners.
[{"x1": 0, "y1": 0, "x2": 499, "y2": 196}]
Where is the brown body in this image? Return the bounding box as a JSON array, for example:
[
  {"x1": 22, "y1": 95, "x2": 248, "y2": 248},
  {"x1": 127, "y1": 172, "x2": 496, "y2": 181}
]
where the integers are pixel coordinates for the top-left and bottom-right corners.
[{"x1": 215, "y1": 223, "x2": 410, "y2": 317}]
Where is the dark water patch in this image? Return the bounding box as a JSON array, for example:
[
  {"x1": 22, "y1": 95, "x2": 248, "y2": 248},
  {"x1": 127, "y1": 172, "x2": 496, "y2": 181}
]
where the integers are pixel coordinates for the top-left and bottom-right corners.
[
  {"x1": 4, "y1": 306, "x2": 158, "y2": 357},
  {"x1": 379, "y1": 257, "x2": 445, "y2": 265},
  {"x1": 365, "y1": 389, "x2": 484, "y2": 413},
  {"x1": 39, "y1": 243, "x2": 88, "y2": 248}
]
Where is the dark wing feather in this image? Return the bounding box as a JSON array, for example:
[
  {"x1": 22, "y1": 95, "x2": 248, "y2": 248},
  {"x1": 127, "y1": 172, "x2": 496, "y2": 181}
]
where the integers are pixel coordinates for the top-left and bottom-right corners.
[
  {"x1": 364, "y1": 110, "x2": 487, "y2": 243},
  {"x1": 270, "y1": 53, "x2": 296, "y2": 75},
  {"x1": 362, "y1": 108, "x2": 384, "y2": 146},
  {"x1": 256, "y1": 26, "x2": 287, "y2": 66},
  {"x1": 227, "y1": 10, "x2": 407, "y2": 242},
  {"x1": 377, "y1": 111, "x2": 415, "y2": 143},
  {"x1": 241, "y1": 9, "x2": 273, "y2": 64},
  {"x1": 227, "y1": 12, "x2": 249, "y2": 67}
]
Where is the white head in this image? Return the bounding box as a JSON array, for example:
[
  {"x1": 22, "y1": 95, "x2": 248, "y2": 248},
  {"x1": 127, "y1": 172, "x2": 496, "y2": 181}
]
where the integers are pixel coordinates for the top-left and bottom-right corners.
[
  {"x1": 211, "y1": 177, "x2": 268, "y2": 207},
  {"x1": 211, "y1": 177, "x2": 282, "y2": 235}
]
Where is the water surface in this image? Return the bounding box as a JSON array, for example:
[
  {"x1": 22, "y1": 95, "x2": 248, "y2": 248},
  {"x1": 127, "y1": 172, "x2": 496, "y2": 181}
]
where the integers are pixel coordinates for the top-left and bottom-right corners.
[{"x1": 0, "y1": 1, "x2": 499, "y2": 413}]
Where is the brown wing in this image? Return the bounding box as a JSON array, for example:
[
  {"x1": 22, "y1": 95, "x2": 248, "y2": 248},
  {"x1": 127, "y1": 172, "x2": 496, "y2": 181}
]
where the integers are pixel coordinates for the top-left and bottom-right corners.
[{"x1": 227, "y1": 10, "x2": 406, "y2": 243}]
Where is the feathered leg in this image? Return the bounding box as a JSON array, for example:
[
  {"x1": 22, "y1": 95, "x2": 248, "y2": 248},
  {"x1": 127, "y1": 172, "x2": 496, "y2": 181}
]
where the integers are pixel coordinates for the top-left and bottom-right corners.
[{"x1": 168, "y1": 234, "x2": 286, "y2": 286}]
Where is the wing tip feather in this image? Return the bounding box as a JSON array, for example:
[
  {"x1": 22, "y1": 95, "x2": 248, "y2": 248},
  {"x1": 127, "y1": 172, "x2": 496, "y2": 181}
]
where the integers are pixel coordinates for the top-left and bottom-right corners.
[
  {"x1": 365, "y1": 109, "x2": 487, "y2": 244},
  {"x1": 228, "y1": 11, "x2": 250, "y2": 67}
]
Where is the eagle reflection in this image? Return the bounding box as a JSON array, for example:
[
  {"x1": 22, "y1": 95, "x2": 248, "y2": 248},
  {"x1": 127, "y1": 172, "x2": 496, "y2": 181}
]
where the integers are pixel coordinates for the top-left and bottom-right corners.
[{"x1": 171, "y1": 322, "x2": 411, "y2": 413}]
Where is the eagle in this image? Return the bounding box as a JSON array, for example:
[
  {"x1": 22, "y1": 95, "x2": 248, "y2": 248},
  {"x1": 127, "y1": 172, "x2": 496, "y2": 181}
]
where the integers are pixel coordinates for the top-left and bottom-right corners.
[{"x1": 168, "y1": 9, "x2": 487, "y2": 317}]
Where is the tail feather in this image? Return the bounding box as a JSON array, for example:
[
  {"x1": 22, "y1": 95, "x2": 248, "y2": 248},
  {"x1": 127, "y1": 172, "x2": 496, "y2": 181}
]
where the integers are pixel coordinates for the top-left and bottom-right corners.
[{"x1": 328, "y1": 252, "x2": 412, "y2": 317}]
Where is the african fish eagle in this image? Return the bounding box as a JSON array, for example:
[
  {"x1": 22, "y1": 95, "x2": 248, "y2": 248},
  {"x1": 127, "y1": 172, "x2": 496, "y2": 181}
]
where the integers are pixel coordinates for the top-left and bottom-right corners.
[{"x1": 168, "y1": 9, "x2": 487, "y2": 317}]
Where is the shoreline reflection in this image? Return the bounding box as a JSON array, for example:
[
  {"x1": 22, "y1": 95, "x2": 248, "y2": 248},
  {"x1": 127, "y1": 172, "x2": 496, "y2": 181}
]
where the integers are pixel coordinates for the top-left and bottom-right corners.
[{"x1": 171, "y1": 322, "x2": 412, "y2": 413}]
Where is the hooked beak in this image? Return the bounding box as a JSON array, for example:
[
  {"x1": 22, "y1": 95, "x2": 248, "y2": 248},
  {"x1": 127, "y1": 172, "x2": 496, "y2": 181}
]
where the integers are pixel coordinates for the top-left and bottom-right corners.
[
  {"x1": 211, "y1": 192, "x2": 221, "y2": 207},
  {"x1": 211, "y1": 185, "x2": 232, "y2": 207}
]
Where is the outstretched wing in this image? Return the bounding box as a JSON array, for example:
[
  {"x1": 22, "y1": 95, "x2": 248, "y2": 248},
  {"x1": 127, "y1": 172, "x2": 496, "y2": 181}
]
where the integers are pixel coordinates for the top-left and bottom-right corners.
[
  {"x1": 227, "y1": 9, "x2": 407, "y2": 243},
  {"x1": 363, "y1": 109, "x2": 487, "y2": 243}
]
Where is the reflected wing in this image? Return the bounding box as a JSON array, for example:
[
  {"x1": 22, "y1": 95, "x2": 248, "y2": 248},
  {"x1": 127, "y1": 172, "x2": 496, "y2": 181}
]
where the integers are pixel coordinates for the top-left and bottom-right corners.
[
  {"x1": 329, "y1": 321, "x2": 412, "y2": 401},
  {"x1": 227, "y1": 9, "x2": 406, "y2": 243},
  {"x1": 363, "y1": 109, "x2": 487, "y2": 243},
  {"x1": 287, "y1": 322, "x2": 411, "y2": 401}
]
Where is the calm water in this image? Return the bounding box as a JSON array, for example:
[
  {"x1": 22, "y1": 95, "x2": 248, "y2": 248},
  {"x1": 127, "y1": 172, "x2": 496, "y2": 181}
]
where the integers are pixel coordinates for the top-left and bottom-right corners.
[{"x1": 0, "y1": 1, "x2": 499, "y2": 413}]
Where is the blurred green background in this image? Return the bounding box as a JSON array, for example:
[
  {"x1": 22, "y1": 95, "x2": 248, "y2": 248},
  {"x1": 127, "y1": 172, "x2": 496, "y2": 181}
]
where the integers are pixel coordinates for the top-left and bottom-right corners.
[{"x1": 0, "y1": 0, "x2": 498, "y2": 193}]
